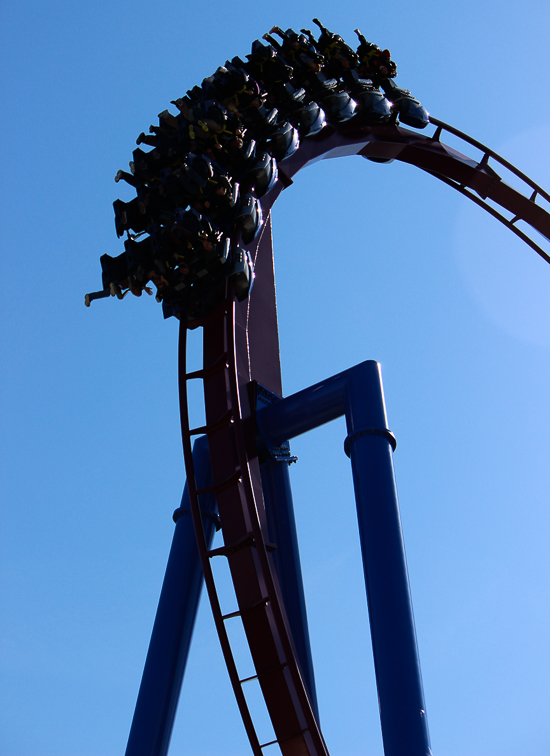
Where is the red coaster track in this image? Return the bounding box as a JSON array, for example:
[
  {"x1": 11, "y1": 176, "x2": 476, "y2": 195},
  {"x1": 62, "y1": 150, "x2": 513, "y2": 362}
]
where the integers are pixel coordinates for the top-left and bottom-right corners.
[{"x1": 178, "y1": 117, "x2": 550, "y2": 755}]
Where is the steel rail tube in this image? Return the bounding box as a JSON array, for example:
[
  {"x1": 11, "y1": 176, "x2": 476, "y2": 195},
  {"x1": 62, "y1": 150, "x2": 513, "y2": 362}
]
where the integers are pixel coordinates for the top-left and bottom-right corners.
[
  {"x1": 221, "y1": 301, "x2": 329, "y2": 755},
  {"x1": 180, "y1": 320, "x2": 265, "y2": 755},
  {"x1": 428, "y1": 116, "x2": 550, "y2": 203}
]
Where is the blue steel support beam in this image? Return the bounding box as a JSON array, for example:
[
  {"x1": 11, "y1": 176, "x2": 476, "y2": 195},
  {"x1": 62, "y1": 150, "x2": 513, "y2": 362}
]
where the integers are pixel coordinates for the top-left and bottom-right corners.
[
  {"x1": 345, "y1": 363, "x2": 431, "y2": 756},
  {"x1": 260, "y1": 457, "x2": 320, "y2": 721},
  {"x1": 256, "y1": 361, "x2": 431, "y2": 756},
  {"x1": 256, "y1": 368, "x2": 350, "y2": 447},
  {"x1": 125, "y1": 435, "x2": 218, "y2": 756}
]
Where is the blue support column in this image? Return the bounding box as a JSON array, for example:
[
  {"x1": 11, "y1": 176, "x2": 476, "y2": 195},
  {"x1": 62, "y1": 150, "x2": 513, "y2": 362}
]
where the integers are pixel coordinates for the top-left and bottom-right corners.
[
  {"x1": 345, "y1": 363, "x2": 431, "y2": 756},
  {"x1": 260, "y1": 456, "x2": 320, "y2": 721},
  {"x1": 125, "y1": 435, "x2": 217, "y2": 756}
]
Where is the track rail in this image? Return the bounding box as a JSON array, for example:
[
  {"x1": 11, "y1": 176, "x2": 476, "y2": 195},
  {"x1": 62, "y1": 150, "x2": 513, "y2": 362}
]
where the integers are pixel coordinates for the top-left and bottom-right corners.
[
  {"x1": 179, "y1": 303, "x2": 328, "y2": 755},
  {"x1": 258, "y1": 117, "x2": 550, "y2": 264},
  {"x1": 427, "y1": 117, "x2": 550, "y2": 263},
  {"x1": 178, "y1": 117, "x2": 550, "y2": 754}
]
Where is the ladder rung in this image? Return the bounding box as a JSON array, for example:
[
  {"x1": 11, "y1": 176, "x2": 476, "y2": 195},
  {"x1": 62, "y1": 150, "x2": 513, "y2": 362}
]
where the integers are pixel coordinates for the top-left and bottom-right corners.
[
  {"x1": 242, "y1": 661, "x2": 290, "y2": 687},
  {"x1": 221, "y1": 608, "x2": 243, "y2": 621},
  {"x1": 196, "y1": 469, "x2": 241, "y2": 496},
  {"x1": 186, "y1": 352, "x2": 229, "y2": 381},
  {"x1": 261, "y1": 728, "x2": 307, "y2": 749},
  {"x1": 221, "y1": 596, "x2": 269, "y2": 622},
  {"x1": 172, "y1": 507, "x2": 221, "y2": 530},
  {"x1": 207, "y1": 536, "x2": 277, "y2": 557},
  {"x1": 208, "y1": 532, "x2": 278, "y2": 558},
  {"x1": 189, "y1": 409, "x2": 233, "y2": 436},
  {"x1": 208, "y1": 532, "x2": 255, "y2": 557},
  {"x1": 239, "y1": 673, "x2": 259, "y2": 684},
  {"x1": 260, "y1": 739, "x2": 279, "y2": 749}
]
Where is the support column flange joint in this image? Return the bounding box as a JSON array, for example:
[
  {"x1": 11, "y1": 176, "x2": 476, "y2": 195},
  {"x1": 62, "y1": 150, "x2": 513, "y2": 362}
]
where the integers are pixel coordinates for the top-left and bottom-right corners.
[{"x1": 344, "y1": 427, "x2": 397, "y2": 457}]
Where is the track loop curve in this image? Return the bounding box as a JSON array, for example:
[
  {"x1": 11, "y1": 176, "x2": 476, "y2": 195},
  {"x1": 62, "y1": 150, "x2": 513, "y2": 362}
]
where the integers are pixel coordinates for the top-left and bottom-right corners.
[{"x1": 177, "y1": 113, "x2": 550, "y2": 753}]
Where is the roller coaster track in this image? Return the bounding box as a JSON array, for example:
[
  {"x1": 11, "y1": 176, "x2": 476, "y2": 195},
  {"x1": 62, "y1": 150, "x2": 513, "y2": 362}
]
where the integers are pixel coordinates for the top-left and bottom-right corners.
[{"x1": 177, "y1": 117, "x2": 550, "y2": 755}]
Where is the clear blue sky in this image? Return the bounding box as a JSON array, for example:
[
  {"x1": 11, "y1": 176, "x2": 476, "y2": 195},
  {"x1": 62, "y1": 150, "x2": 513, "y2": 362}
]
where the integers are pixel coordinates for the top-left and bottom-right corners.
[{"x1": 1, "y1": 1, "x2": 549, "y2": 754}]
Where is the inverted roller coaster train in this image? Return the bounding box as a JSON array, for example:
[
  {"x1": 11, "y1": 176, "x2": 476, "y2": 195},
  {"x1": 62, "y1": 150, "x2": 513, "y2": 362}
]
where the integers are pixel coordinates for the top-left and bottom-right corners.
[{"x1": 87, "y1": 19, "x2": 550, "y2": 756}]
